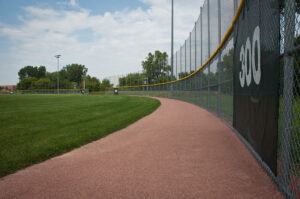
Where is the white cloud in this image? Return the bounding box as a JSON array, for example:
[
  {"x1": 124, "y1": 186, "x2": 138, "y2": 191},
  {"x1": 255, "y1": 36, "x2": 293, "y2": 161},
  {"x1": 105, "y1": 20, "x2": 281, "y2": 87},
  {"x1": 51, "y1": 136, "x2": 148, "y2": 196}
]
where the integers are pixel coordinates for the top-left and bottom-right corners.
[
  {"x1": 0, "y1": 0, "x2": 204, "y2": 85},
  {"x1": 69, "y1": 0, "x2": 78, "y2": 7}
]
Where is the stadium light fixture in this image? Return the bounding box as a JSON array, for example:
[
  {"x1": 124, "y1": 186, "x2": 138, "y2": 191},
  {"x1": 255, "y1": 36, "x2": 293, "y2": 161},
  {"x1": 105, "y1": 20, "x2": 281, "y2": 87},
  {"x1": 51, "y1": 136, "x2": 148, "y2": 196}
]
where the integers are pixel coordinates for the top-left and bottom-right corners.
[{"x1": 54, "y1": 55, "x2": 61, "y2": 94}]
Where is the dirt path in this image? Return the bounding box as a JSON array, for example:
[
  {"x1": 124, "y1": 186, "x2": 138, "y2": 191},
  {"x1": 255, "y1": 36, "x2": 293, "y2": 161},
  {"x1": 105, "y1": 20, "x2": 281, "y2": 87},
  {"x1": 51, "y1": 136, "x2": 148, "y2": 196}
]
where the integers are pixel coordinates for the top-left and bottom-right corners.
[{"x1": 0, "y1": 98, "x2": 283, "y2": 199}]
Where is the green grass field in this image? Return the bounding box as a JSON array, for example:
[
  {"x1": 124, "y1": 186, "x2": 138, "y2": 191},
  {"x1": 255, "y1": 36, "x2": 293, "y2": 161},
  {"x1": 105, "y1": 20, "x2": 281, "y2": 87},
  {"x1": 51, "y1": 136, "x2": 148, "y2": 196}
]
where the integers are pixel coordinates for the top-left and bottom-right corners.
[{"x1": 0, "y1": 94, "x2": 160, "y2": 177}]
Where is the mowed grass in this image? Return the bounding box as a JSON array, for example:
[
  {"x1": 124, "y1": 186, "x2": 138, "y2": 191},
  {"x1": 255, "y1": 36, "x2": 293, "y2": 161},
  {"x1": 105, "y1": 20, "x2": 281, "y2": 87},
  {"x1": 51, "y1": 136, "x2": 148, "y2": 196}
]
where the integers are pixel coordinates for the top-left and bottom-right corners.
[{"x1": 0, "y1": 94, "x2": 160, "y2": 177}]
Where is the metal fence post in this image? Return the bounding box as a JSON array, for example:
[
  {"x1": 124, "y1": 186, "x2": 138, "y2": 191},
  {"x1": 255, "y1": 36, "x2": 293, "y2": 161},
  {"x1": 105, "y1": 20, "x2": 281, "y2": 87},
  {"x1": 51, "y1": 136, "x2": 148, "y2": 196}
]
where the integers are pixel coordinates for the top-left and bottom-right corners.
[
  {"x1": 180, "y1": 46, "x2": 183, "y2": 91},
  {"x1": 195, "y1": 22, "x2": 198, "y2": 93},
  {"x1": 176, "y1": 51, "x2": 178, "y2": 80},
  {"x1": 207, "y1": 0, "x2": 211, "y2": 109},
  {"x1": 185, "y1": 40, "x2": 187, "y2": 91},
  {"x1": 195, "y1": 22, "x2": 197, "y2": 72},
  {"x1": 232, "y1": 0, "x2": 238, "y2": 124},
  {"x1": 171, "y1": 0, "x2": 174, "y2": 81},
  {"x1": 234, "y1": 0, "x2": 238, "y2": 13},
  {"x1": 281, "y1": 0, "x2": 295, "y2": 191},
  {"x1": 190, "y1": 32, "x2": 192, "y2": 73},
  {"x1": 190, "y1": 32, "x2": 192, "y2": 90},
  {"x1": 200, "y1": 7, "x2": 203, "y2": 104},
  {"x1": 200, "y1": 7, "x2": 203, "y2": 67},
  {"x1": 217, "y1": 0, "x2": 221, "y2": 115}
]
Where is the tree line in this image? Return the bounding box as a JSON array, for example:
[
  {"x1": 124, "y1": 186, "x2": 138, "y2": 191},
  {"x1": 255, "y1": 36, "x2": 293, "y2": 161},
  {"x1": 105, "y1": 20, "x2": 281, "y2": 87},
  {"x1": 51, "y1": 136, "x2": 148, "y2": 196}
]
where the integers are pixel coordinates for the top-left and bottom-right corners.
[
  {"x1": 118, "y1": 49, "x2": 231, "y2": 89},
  {"x1": 17, "y1": 64, "x2": 112, "y2": 91},
  {"x1": 119, "y1": 51, "x2": 175, "y2": 86}
]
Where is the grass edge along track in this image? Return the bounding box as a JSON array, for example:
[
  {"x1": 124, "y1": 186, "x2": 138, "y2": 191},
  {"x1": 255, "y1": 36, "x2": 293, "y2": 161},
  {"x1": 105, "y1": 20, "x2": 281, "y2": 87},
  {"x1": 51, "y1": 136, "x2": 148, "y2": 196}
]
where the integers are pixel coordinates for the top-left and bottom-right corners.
[{"x1": 0, "y1": 94, "x2": 160, "y2": 177}]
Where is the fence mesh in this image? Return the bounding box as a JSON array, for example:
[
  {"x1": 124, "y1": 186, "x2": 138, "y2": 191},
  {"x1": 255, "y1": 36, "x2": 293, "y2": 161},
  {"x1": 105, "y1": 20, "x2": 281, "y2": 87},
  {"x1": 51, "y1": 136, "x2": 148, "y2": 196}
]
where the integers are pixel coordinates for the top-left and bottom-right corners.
[
  {"x1": 118, "y1": 0, "x2": 236, "y2": 123},
  {"x1": 108, "y1": 0, "x2": 300, "y2": 198},
  {"x1": 277, "y1": 0, "x2": 300, "y2": 198}
]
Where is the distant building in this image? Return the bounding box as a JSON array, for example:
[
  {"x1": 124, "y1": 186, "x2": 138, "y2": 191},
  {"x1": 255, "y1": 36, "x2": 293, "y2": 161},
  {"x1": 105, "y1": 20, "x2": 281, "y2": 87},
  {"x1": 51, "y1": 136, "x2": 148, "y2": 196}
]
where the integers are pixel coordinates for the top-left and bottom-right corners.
[{"x1": 0, "y1": 85, "x2": 17, "y2": 91}]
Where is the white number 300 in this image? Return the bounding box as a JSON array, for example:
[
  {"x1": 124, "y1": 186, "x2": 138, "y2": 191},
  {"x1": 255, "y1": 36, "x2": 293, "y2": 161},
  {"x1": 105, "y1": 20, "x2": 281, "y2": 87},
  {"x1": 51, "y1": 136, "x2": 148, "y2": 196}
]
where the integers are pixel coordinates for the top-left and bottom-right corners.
[{"x1": 239, "y1": 26, "x2": 261, "y2": 87}]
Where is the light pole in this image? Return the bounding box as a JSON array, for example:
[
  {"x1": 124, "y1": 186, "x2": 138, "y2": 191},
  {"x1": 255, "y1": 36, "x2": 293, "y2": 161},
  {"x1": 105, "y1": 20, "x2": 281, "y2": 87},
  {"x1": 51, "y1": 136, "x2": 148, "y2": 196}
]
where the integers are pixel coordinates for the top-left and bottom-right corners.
[{"x1": 54, "y1": 55, "x2": 61, "y2": 94}]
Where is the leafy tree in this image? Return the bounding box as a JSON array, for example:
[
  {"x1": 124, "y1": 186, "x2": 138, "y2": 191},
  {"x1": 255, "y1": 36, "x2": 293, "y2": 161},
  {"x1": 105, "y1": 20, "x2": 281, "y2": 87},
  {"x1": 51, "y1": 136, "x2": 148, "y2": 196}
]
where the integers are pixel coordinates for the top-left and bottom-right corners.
[
  {"x1": 219, "y1": 49, "x2": 233, "y2": 82},
  {"x1": 18, "y1": 66, "x2": 34, "y2": 80},
  {"x1": 100, "y1": 79, "x2": 112, "y2": 91},
  {"x1": 18, "y1": 66, "x2": 46, "y2": 80},
  {"x1": 45, "y1": 72, "x2": 58, "y2": 89},
  {"x1": 157, "y1": 74, "x2": 175, "y2": 83},
  {"x1": 85, "y1": 75, "x2": 101, "y2": 91},
  {"x1": 16, "y1": 64, "x2": 97, "y2": 90},
  {"x1": 279, "y1": 0, "x2": 300, "y2": 14},
  {"x1": 33, "y1": 78, "x2": 51, "y2": 89},
  {"x1": 36, "y1": 66, "x2": 46, "y2": 78},
  {"x1": 215, "y1": 49, "x2": 234, "y2": 94},
  {"x1": 61, "y1": 64, "x2": 88, "y2": 86},
  {"x1": 119, "y1": 77, "x2": 126, "y2": 86},
  {"x1": 142, "y1": 50, "x2": 172, "y2": 83},
  {"x1": 178, "y1": 72, "x2": 189, "y2": 78},
  {"x1": 119, "y1": 73, "x2": 146, "y2": 86},
  {"x1": 17, "y1": 77, "x2": 38, "y2": 90}
]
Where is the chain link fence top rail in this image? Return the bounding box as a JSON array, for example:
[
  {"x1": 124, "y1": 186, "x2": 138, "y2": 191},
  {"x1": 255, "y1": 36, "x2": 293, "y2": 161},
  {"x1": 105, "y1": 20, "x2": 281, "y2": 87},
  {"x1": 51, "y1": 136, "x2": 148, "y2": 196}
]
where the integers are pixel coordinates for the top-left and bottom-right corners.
[{"x1": 113, "y1": 0, "x2": 300, "y2": 198}]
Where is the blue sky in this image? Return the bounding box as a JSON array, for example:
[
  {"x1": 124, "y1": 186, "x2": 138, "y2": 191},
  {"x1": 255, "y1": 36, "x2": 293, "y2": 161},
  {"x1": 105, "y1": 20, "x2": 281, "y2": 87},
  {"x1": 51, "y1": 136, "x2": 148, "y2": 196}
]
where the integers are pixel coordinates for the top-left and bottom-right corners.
[
  {"x1": 0, "y1": 0, "x2": 147, "y2": 25},
  {"x1": 0, "y1": 0, "x2": 204, "y2": 85}
]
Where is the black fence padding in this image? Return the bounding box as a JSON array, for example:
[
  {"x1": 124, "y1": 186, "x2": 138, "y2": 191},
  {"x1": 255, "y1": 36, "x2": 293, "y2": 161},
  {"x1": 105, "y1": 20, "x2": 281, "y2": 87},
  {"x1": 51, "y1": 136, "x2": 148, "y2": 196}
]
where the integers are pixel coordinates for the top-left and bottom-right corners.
[{"x1": 233, "y1": 0, "x2": 280, "y2": 174}]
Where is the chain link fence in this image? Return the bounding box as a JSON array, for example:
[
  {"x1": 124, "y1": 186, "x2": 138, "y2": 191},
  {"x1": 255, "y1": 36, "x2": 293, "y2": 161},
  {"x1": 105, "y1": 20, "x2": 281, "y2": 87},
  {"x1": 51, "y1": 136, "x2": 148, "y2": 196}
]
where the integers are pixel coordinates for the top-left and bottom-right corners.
[
  {"x1": 117, "y1": 0, "x2": 237, "y2": 123},
  {"x1": 277, "y1": 0, "x2": 300, "y2": 198},
  {"x1": 112, "y1": 0, "x2": 299, "y2": 198},
  {"x1": 16, "y1": 89, "x2": 88, "y2": 94}
]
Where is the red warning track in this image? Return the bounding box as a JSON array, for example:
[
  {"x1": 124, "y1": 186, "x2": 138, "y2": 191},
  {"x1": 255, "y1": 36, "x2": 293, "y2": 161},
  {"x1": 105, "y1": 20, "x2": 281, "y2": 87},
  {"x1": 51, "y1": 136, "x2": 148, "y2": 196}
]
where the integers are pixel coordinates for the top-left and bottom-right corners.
[{"x1": 0, "y1": 98, "x2": 282, "y2": 199}]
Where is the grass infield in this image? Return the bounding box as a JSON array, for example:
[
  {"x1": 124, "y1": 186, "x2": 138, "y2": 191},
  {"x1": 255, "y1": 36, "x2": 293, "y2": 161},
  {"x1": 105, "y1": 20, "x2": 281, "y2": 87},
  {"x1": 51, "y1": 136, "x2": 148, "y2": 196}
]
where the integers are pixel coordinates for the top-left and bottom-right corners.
[{"x1": 0, "y1": 94, "x2": 160, "y2": 177}]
